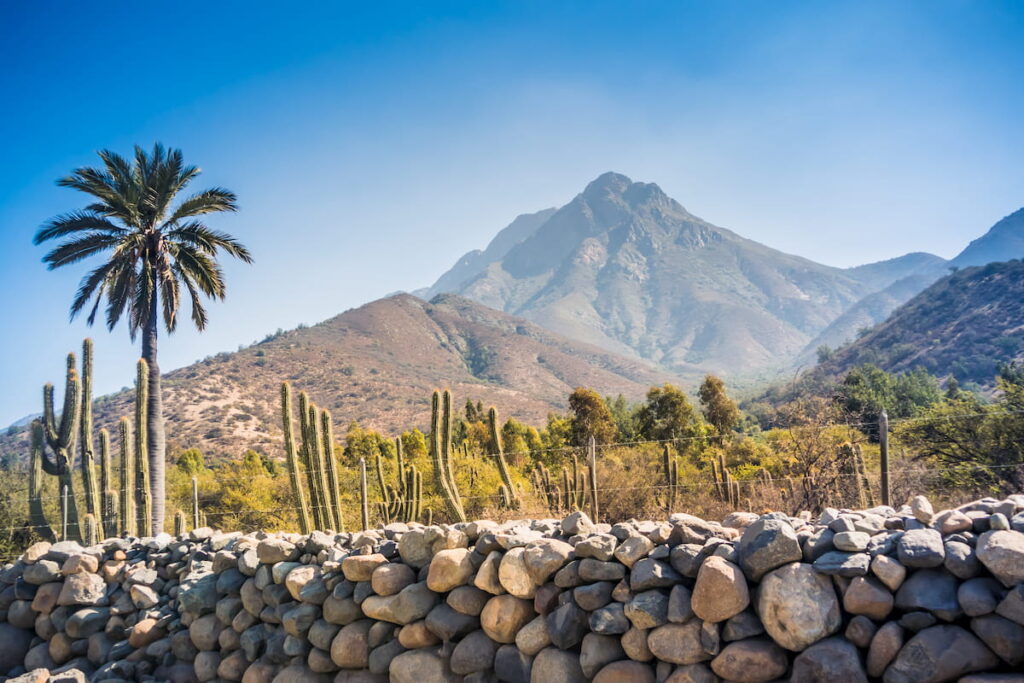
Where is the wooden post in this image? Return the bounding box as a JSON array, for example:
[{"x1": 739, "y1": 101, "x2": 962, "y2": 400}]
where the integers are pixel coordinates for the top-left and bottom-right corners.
[
  {"x1": 359, "y1": 458, "x2": 370, "y2": 531},
  {"x1": 588, "y1": 436, "x2": 599, "y2": 523},
  {"x1": 192, "y1": 476, "x2": 200, "y2": 529},
  {"x1": 61, "y1": 484, "x2": 69, "y2": 541},
  {"x1": 879, "y1": 410, "x2": 890, "y2": 506}
]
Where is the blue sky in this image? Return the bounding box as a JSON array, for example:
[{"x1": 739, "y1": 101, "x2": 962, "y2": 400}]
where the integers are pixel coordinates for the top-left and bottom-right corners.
[{"x1": 1, "y1": 1, "x2": 1022, "y2": 425}]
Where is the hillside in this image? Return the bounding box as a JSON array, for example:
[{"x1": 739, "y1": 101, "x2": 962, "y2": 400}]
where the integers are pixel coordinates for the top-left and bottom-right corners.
[
  {"x1": 814, "y1": 260, "x2": 1024, "y2": 386},
  {"x1": 423, "y1": 172, "x2": 937, "y2": 377},
  {"x1": 952, "y1": 207, "x2": 1024, "y2": 268},
  {"x1": 0, "y1": 293, "x2": 683, "y2": 462}
]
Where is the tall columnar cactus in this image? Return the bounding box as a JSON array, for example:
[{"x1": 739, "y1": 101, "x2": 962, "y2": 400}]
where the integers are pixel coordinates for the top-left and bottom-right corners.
[
  {"x1": 119, "y1": 417, "x2": 136, "y2": 537},
  {"x1": 40, "y1": 353, "x2": 82, "y2": 540},
  {"x1": 661, "y1": 444, "x2": 680, "y2": 510},
  {"x1": 321, "y1": 409, "x2": 345, "y2": 532},
  {"x1": 375, "y1": 440, "x2": 413, "y2": 525},
  {"x1": 280, "y1": 382, "x2": 312, "y2": 534},
  {"x1": 297, "y1": 391, "x2": 322, "y2": 528},
  {"x1": 28, "y1": 420, "x2": 56, "y2": 542},
  {"x1": 135, "y1": 359, "x2": 153, "y2": 536},
  {"x1": 174, "y1": 510, "x2": 188, "y2": 537},
  {"x1": 488, "y1": 407, "x2": 520, "y2": 508},
  {"x1": 430, "y1": 389, "x2": 466, "y2": 523},
  {"x1": 359, "y1": 457, "x2": 370, "y2": 531},
  {"x1": 81, "y1": 513, "x2": 98, "y2": 546},
  {"x1": 79, "y1": 339, "x2": 102, "y2": 527},
  {"x1": 532, "y1": 463, "x2": 562, "y2": 511},
  {"x1": 99, "y1": 429, "x2": 119, "y2": 538}
]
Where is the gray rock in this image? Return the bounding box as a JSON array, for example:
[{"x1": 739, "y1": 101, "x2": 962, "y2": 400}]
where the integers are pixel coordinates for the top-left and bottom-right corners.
[
  {"x1": 791, "y1": 637, "x2": 867, "y2": 683},
  {"x1": 897, "y1": 529, "x2": 945, "y2": 568},
  {"x1": 802, "y1": 528, "x2": 835, "y2": 562},
  {"x1": 833, "y1": 531, "x2": 870, "y2": 552},
  {"x1": 969, "y1": 615, "x2": 1024, "y2": 666},
  {"x1": 0, "y1": 622, "x2": 35, "y2": 673},
  {"x1": 546, "y1": 602, "x2": 588, "y2": 648},
  {"x1": 667, "y1": 584, "x2": 694, "y2": 624},
  {"x1": 812, "y1": 551, "x2": 870, "y2": 577},
  {"x1": 710, "y1": 638, "x2": 787, "y2": 682},
  {"x1": 737, "y1": 518, "x2": 802, "y2": 581},
  {"x1": 758, "y1": 562, "x2": 841, "y2": 651},
  {"x1": 976, "y1": 530, "x2": 1024, "y2": 587},
  {"x1": 532, "y1": 646, "x2": 585, "y2": 683},
  {"x1": 580, "y1": 633, "x2": 625, "y2": 678},
  {"x1": 958, "y1": 577, "x2": 1005, "y2": 617},
  {"x1": 624, "y1": 590, "x2": 669, "y2": 629},
  {"x1": 943, "y1": 540, "x2": 980, "y2": 579},
  {"x1": 629, "y1": 558, "x2": 681, "y2": 591},
  {"x1": 389, "y1": 648, "x2": 460, "y2": 683},
  {"x1": 450, "y1": 630, "x2": 499, "y2": 674},
  {"x1": 895, "y1": 568, "x2": 962, "y2": 622},
  {"x1": 883, "y1": 625, "x2": 998, "y2": 683},
  {"x1": 722, "y1": 609, "x2": 764, "y2": 641},
  {"x1": 995, "y1": 584, "x2": 1024, "y2": 625},
  {"x1": 495, "y1": 643, "x2": 533, "y2": 683},
  {"x1": 867, "y1": 621, "x2": 904, "y2": 678}
]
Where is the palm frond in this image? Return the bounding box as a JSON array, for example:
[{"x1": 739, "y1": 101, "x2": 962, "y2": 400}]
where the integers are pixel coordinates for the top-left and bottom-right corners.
[
  {"x1": 70, "y1": 261, "x2": 118, "y2": 321},
  {"x1": 166, "y1": 188, "x2": 237, "y2": 222},
  {"x1": 42, "y1": 232, "x2": 124, "y2": 269},
  {"x1": 171, "y1": 244, "x2": 226, "y2": 298},
  {"x1": 166, "y1": 221, "x2": 252, "y2": 262},
  {"x1": 34, "y1": 210, "x2": 126, "y2": 244},
  {"x1": 105, "y1": 262, "x2": 136, "y2": 334},
  {"x1": 175, "y1": 265, "x2": 210, "y2": 330}
]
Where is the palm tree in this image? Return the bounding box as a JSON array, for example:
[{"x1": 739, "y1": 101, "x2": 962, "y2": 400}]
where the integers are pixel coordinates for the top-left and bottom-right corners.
[{"x1": 34, "y1": 144, "x2": 253, "y2": 534}]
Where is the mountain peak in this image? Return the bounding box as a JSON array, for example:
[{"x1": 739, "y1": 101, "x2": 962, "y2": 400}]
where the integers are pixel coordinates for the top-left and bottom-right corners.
[
  {"x1": 583, "y1": 171, "x2": 634, "y2": 197},
  {"x1": 952, "y1": 207, "x2": 1024, "y2": 268}
]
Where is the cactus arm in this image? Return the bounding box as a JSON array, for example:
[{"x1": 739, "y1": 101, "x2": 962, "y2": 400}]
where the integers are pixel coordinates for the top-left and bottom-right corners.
[
  {"x1": 28, "y1": 420, "x2": 57, "y2": 542},
  {"x1": 80, "y1": 339, "x2": 101, "y2": 520},
  {"x1": 430, "y1": 390, "x2": 466, "y2": 523},
  {"x1": 119, "y1": 417, "x2": 136, "y2": 536},
  {"x1": 135, "y1": 359, "x2": 152, "y2": 536}
]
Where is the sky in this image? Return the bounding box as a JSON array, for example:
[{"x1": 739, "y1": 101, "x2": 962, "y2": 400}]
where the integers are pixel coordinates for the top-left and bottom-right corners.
[{"x1": 0, "y1": 1, "x2": 1022, "y2": 425}]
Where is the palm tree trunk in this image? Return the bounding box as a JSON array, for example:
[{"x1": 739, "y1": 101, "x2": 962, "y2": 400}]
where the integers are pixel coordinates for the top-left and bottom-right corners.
[{"x1": 142, "y1": 290, "x2": 166, "y2": 535}]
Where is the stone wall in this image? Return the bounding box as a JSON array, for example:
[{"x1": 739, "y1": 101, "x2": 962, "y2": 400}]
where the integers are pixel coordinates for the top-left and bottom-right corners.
[{"x1": 1, "y1": 494, "x2": 1023, "y2": 682}]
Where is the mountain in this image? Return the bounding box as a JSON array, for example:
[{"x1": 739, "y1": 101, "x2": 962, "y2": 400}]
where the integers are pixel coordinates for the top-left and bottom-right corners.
[
  {"x1": 0, "y1": 293, "x2": 682, "y2": 462},
  {"x1": 952, "y1": 208, "x2": 1024, "y2": 268},
  {"x1": 814, "y1": 260, "x2": 1024, "y2": 386},
  {"x1": 417, "y1": 208, "x2": 557, "y2": 297},
  {"x1": 422, "y1": 172, "x2": 935, "y2": 377},
  {"x1": 840, "y1": 252, "x2": 947, "y2": 292}
]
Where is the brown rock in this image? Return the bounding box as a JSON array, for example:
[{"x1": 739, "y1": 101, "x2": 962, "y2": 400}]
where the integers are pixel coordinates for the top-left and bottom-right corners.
[
  {"x1": 372, "y1": 563, "x2": 416, "y2": 597},
  {"x1": 398, "y1": 620, "x2": 440, "y2": 648},
  {"x1": 341, "y1": 553, "x2": 388, "y2": 582},
  {"x1": 593, "y1": 661, "x2": 656, "y2": 683},
  {"x1": 426, "y1": 549, "x2": 474, "y2": 592},
  {"x1": 647, "y1": 622, "x2": 710, "y2": 665},
  {"x1": 330, "y1": 620, "x2": 373, "y2": 668},
  {"x1": 691, "y1": 556, "x2": 749, "y2": 623},
  {"x1": 481, "y1": 594, "x2": 535, "y2": 643},
  {"x1": 843, "y1": 576, "x2": 893, "y2": 621},
  {"x1": 710, "y1": 638, "x2": 788, "y2": 682}
]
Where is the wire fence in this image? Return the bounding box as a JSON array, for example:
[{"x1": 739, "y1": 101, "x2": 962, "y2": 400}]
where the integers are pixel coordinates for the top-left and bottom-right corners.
[{"x1": 2, "y1": 407, "x2": 1022, "y2": 562}]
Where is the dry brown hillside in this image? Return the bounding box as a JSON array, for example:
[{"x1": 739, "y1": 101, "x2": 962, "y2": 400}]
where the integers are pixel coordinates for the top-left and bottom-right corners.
[{"x1": 2, "y1": 293, "x2": 686, "y2": 463}]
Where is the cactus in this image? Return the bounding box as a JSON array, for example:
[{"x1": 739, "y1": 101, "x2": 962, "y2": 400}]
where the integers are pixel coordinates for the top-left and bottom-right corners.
[
  {"x1": 192, "y1": 476, "x2": 200, "y2": 529},
  {"x1": 661, "y1": 444, "x2": 680, "y2": 510},
  {"x1": 81, "y1": 513, "x2": 98, "y2": 546},
  {"x1": 532, "y1": 464, "x2": 560, "y2": 511},
  {"x1": 174, "y1": 510, "x2": 188, "y2": 536},
  {"x1": 359, "y1": 457, "x2": 370, "y2": 531},
  {"x1": 375, "y1": 439, "x2": 415, "y2": 525},
  {"x1": 135, "y1": 359, "x2": 152, "y2": 537},
  {"x1": 99, "y1": 429, "x2": 119, "y2": 537},
  {"x1": 119, "y1": 418, "x2": 136, "y2": 536},
  {"x1": 79, "y1": 339, "x2": 102, "y2": 527},
  {"x1": 488, "y1": 407, "x2": 521, "y2": 508},
  {"x1": 28, "y1": 420, "x2": 56, "y2": 542},
  {"x1": 430, "y1": 390, "x2": 466, "y2": 523},
  {"x1": 40, "y1": 353, "x2": 82, "y2": 539},
  {"x1": 321, "y1": 409, "x2": 345, "y2": 532},
  {"x1": 423, "y1": 508, "x2": 433, "y2": 526},
  {"x1": 280, "y1": 382, "x2": 312, "y2": 534}
]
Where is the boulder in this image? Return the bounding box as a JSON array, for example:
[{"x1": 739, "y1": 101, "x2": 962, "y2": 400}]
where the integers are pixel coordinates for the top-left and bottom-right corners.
[
  {"x1": 691, "y1": 556, "x2": 749, "y2": 623},
  {"x1": 976, "y1": 530, "x2": 1024, "y2": 587},
  {"x1": 757, "y1": 562, "x2": 841, "y2": 651},
  {"x1": 737, "y1": 518, "x2": 802, "y2": 580},
  {"x1": 883, "y1": 625, "x2": 998, "y2": 683},
  {"x1": 531, "y1": 646, "x2": 586, "y2": 683},
  {"x1": 646, "y1": 621, "x2": 709, "y2": 665},
  {"x1": 790, "y1": 637, "x2": 867, "y2": 683}
]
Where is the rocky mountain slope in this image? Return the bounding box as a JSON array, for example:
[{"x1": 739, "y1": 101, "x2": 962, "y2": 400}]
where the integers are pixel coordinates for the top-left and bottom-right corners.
[
  {"x1": 423, "y1": 172, "x2": 940, "y2": 377},
  {"x1": 952, "y1": 207, "x2": 1024, "y2": 268},
  {"x1": 1, "y1": 294, "x2": 684, "y2": 462},
  {"x1": 814, "y1": 260, "x2": 1024, "y2": 386}
]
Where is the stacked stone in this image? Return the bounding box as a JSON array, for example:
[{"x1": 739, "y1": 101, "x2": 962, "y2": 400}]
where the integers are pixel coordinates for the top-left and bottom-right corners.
[{"x1": 0, "y1": 493, "x2": 1022, "y2": 682}]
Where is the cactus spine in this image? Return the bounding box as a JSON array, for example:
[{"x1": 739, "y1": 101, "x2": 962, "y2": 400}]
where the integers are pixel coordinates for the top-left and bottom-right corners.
[
  {"x1": 430, "y1": 390, "x2": 466, "y2": 523},
  {"x1": 135, "y1": 359, "x2": 152, "y2": 536},
  {"x1": 280, "y1": 382, "x2": 312, "y2": 534},
  {"x1": 119, "y1": 418, "x2": 136, "y2": 536},
  {"x1": 488, "y1": 407, "x2": 520, "y2": 508}
]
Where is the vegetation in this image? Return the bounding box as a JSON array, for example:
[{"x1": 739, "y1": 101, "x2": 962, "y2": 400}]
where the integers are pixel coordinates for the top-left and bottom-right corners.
[{"x1": 34, "y1": 144, "x2": 253, "y2": 533}]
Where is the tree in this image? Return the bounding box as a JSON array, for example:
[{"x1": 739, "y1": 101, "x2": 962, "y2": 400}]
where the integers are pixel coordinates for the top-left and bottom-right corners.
[
  {"x1": 637, "y1": 384, "x2": 703, "y2": 443},
  {"x1": 175, "y1": 448, "x2": 206, "y2": 475},
  {"x1": 698, "y1": 375, "x2": 741, "y2": 441},
  {"x1": 35, "y1": 144, "x2": 252, "y2": 533},
  {"x1": 835, "y1": 364, "x2": 941, "y2": 440},
  {"x1": 568, "y1": 387, "x2": 617, "y2": 446}
]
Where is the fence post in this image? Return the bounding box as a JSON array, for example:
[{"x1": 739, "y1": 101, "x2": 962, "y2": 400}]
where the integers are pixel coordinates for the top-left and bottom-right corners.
[
  {"x1": 588, "y1": 436, "x2": 599, "y2": 523},
  {"x1": 192, "y1": 476, "x2": 200, "y2": 529},
  {"x1": 359, "y1": 458, "x2": 370, "y2": 531},
  {"x1": 61, "y1": 484, "x2": 69, "y2": 541},
  {"x1": 879, "y1": 410, "x2": 890, "y2": 507}
]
